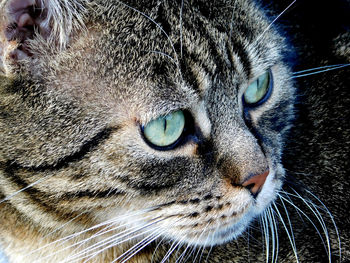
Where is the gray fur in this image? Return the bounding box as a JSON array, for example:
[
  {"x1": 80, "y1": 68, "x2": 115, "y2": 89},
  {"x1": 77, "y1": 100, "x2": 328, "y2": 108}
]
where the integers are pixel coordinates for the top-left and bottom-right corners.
[{"x1": 0, "y1": 0, "x2": 348, "y2": 262}]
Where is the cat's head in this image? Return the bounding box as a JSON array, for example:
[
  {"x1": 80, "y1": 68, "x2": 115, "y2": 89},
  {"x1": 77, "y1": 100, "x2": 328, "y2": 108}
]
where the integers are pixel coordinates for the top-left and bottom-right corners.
[{"x1": 0, "y1": 0, "x2": 295, "y2": 249}]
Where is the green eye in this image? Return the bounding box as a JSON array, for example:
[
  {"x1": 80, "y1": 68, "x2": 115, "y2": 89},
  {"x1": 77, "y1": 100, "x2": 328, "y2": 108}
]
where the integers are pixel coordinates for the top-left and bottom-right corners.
[
  {"x1": 243, "y1": 71, "x2": 272, "y2": 106},
  {"x1": 143, "y1": 110, "x2": 185, "y2": 149}
]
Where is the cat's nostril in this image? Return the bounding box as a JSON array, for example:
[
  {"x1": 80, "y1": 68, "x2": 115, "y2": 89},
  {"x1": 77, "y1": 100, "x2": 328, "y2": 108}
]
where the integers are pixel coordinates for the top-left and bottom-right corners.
[{"x1": 242, "y1": 170, "x2": 269, "y2": 198}]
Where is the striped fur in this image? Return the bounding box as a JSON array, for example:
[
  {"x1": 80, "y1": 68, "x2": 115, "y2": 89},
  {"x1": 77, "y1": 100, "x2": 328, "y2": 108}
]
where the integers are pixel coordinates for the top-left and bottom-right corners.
[{"x1": 0, "y1": 0, "x2": 345, "y2": 262}]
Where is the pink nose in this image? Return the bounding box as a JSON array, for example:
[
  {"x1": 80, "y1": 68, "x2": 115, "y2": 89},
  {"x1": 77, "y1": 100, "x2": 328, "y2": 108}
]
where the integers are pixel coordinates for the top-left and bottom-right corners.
[{"x1": 242, "y1": 170, "x2": 269, "y2": 197}]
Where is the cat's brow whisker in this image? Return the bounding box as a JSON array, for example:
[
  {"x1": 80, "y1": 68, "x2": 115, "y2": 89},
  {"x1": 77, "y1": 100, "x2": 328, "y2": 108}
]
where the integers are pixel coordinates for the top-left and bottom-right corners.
[
  {"x1": 179, "y1": 0, "x2": 184, "y2": 58},
  {"x1": 254, "y1": 0, "x2": 296, "y2": 45},
  {"x1": 147, "y1": 50, "x2": 177, "y2": 64},
  {"x1": 291, "y1": 63, "x2": 350, "y2": 79},
  {"x1": 116, "y1": 0, "x2": 180, "y2": 72}
]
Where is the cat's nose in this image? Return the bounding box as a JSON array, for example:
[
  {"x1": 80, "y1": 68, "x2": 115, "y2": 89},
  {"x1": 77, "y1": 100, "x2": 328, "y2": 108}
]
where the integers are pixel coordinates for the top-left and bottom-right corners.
[{"x1": 242, "y1": 170, "x2": 269, "y2": 198}]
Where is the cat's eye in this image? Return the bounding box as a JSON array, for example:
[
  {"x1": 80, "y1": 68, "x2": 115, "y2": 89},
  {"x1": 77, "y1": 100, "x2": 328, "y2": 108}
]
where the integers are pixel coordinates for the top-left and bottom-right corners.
[
  {"x1": 142, "y1": 110, "x2": 185, "y2": 149},
  {"x1": 243, "y1": 70, "x2": 272, "y2": 107}
]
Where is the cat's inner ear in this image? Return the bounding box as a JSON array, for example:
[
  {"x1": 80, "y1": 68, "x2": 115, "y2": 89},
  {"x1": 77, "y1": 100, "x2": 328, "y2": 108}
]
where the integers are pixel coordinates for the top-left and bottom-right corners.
[{"x1": 1, "y1": 0, "x2": 50, "y2": 62}]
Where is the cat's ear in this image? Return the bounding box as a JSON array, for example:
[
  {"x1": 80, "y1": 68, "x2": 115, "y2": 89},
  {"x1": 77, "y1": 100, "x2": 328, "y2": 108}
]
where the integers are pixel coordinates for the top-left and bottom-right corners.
[{"x1": 0, "y1": 0, "x2": 87, "y2": 76}]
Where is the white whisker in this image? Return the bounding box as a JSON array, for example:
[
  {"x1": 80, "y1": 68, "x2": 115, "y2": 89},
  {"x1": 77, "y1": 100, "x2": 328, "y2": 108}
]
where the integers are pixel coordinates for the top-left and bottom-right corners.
[
  {"x1": 278, "y1": 192, "x2": 332, "y2": 261},
  {"x1": 160, "y1": 237, "x2": 184, "y2": 263},
  {"x1": 30, "y1": 209, "x2": 154, "y2": 261},
  {"x1": 43, "y1": 211, "x2": 87, "y2": 238},
  {"x1": 291, "y1": 63, "x2": 350, "y2": 79},
  {"x1": 65, "y1": 217, "x2": 165, "y2": 263},
  {"x1": 273, "y1": 198, "x2": 299, "y2": 262},
  {"x1": 118, "y1": 231, "x2": 164, "y2": 263},
  {"x1": 254, "y1": 0, "x2": 296, "y2": 44},
  {"x1": 147, "y1": 50, "x2": 177, "y2": 63},
  {"x1": 179, "y1": 0, "x2": 184, "y2": 58},
  {"x1": 0, "y1": 173, "x2": 54, "y2": 204},
  {"x1": 303, "y1": 189, "x2": 341, "y2": 261},
  {"x1": 151, "y1": 234, "x2": 168, "y2": 263},
  {"x1": 116, "y1": 0, "x2": 180, "y2": 71},
  {"x1": 260, "y1": 211, "x2": 269, "y2": 263}
]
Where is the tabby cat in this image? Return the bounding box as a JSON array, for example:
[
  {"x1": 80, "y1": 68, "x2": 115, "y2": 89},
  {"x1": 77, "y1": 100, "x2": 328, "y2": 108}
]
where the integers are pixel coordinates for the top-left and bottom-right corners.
[{"x1": 0, "y1": 0, "x2": 349, "y2": 262}]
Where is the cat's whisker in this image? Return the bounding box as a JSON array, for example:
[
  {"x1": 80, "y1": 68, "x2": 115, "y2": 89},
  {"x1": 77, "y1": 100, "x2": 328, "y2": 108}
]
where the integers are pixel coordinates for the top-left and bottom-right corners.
[
  {"x1": 64, "y1": 216, "x2": 166, "y2": 263},
  {"x1": 192, "y1": 223, "x2": 211, "y2": 262},
  {"x1": 205, "y1": 232, "x2": 215, "y2": 263},
  {"x1": 291, "y1": 63, "x2": 350, "y2": 79},
  {"x1": 175, "y1": 238, "x2": 192, "y2": 263},
  {"x1": 260, "y1": 211, "x2": 270, "y2": 263},
  {"x1": 67, "y1": 217, "x2": 156, "y2": 261},
  {"x1": 267, "y1": 205, "x2": 279, "y2": 263},
  {"x1": 151, "y1": 233, "x2": 168, "y2": 263},
  {"x1": 277, "y1": 192, "x2": 330, "y2": 260},
  {"x1": 116, "y1": 0, "x2": 180, "y2": 72},
  {"x1": 198, "y1": 235, "x2": 209, "y2": 262},
  {"x1": 28, "y1": 208, "x2": 153, "y2": 258},
  {"x1": 118, "y1": 231, "x2": 164, "y2": 263},
  {"x1": 254, "y1": 0, "x2": 296, "y2": 45},
  {"x1": 147, "y1": 50, "x2": 177, "y2": 64},
  {"x1": 179, "y1": 0, "x2": 184, "y2": 58},
  {"x1": 0, "y1": 173, "x2": 54, "y2": 204},
  {"x1": 160, "y1": 237, "x2": 183, "y2": 263},
  {"x1": 72, "y1": 214, "x2": 156, "y2": 252},
  {"x1": 273, "y1": 198, "x2": 299, "y2": 262},
  {"x1": 173, "y1": 237, "x2": 187, "y2": 262},
  {"x1": 112, "y1": 231, "x2": 163, "y2": 263},
  {"x1": 303, "y1": 189, "x2": 342, "y2": 261},
  {"x1": 287, "y1": 189, "x2": 336, "y2": 262},
  {"x1": 116, "y1": 217, "x2": 184, "y2": 263},
  {"x1": 43, "y1": 211, "x2": 87, "y2": 238},
  {"x1": 275, "y1": 195, "x2": 297, "y2": 260}
]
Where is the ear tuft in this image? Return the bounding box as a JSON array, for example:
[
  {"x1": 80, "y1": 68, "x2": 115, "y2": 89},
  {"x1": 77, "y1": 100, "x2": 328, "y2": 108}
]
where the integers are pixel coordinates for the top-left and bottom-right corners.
[{"x1": 1, "y1": 0, "x2": 88, "y2": 75}]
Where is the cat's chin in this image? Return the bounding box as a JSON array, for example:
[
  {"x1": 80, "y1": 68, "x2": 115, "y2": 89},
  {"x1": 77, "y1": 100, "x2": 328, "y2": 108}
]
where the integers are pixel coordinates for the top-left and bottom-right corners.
[{"x1": 180, "y1": 212, "x2": 255, "y2": 246}]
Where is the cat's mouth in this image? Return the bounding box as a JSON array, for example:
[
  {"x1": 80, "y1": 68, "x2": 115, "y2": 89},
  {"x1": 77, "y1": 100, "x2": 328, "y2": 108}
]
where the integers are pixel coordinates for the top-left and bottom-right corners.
[
  {"x1": 167, "y1": 204, "x2": 254, "y2": 246},
  {"x1": 139, "y1": 170, "x2": 281, "y2": 246}
]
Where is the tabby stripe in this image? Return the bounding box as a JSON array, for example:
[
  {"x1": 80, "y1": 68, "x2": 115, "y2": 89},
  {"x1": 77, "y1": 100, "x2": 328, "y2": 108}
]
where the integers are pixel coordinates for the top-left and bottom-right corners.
[
  {"x1": 2, "y1": 165, "x2": 123, "y2": 218},
  {"x1": 2, "y1": 165, "x2": 77, "y2": 218},
  {"x1": 7, "y1": 127, "x2": 116, "y2": 172},
  {"x1": 60, "y1": 188, "x2": 124, "y2": 200},
  {"x1": 3, "y1": 164, "x2": 123, "y2": 200},
  {"x1": 229, "y1": 38, "x2": 252, "y2": 78}
]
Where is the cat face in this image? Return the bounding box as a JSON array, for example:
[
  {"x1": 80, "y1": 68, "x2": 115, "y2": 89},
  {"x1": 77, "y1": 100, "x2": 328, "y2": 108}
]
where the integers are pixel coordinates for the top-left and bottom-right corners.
[{"x1": 0, "y1": 0, "x2": 295, "y2": 259}]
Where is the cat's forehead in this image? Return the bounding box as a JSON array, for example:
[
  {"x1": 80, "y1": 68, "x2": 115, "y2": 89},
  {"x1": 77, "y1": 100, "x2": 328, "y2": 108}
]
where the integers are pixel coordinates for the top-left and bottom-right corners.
[{"x1": 77, "y1": 0, "x2": 285, "y2": 123}]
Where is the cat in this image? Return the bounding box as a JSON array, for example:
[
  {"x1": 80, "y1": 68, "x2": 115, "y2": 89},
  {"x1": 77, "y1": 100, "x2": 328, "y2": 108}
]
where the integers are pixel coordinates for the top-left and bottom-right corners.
[{"x1": 0, "y1": 0, "x2": 349, "y2": 262}]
